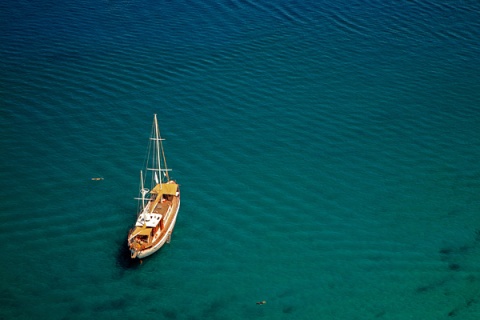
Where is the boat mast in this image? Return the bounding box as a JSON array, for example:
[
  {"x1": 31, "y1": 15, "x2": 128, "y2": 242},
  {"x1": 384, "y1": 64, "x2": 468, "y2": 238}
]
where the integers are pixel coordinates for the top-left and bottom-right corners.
[
  {"x1": 154, "y1": 114, "x2": 162, "y2": 188},
  {"x1": 139, "y1": 169, "x2": 147, "y2": 225},
  {"x1": 155, "y1": 114, "x2": 170, "y2": 182},
  {"x1": 140, "y1": 170, "x2": 146, "y2": 209},
  {"x1": 160, "y1": 133, "x2": 170, "y2": 182}
]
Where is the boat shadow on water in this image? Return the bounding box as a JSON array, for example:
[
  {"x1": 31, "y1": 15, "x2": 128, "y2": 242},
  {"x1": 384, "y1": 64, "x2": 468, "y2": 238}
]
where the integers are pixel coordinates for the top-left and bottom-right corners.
[{"x1": 115, "y1": 238, "x2": 142, "y2": 270}]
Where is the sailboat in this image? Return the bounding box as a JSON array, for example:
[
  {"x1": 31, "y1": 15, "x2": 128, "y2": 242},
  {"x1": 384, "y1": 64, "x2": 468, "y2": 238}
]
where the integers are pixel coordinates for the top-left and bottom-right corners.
[{"x1": 127, "y1": 114, "x2": 181, "y2": 259}]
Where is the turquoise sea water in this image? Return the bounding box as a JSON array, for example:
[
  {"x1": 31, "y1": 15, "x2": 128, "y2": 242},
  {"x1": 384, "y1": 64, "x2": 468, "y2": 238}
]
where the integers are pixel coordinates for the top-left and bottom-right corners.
[{"x1": 1, "y1": 0, "x2": 480, "y2": 319}]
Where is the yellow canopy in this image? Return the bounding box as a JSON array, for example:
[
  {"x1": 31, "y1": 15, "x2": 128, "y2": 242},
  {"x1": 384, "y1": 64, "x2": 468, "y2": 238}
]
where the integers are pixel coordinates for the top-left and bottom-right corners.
[
  {"x1": 151, "y1": 183, "x2": 178, "y2": 195},
  {"x1": 131, "y1": 226, "x2": 152, "y2": 237}
]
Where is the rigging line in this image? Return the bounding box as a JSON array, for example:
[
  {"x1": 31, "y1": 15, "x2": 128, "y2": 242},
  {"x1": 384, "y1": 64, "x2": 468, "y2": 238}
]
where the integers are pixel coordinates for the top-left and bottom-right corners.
[
  {"x1": 141, "y1": 124, "x2": 154, "y2": 181},
  {"x1": 154, "y1": 114, "x2": 162, "y2": 186},
  {"x1": 156, "y1": 115, "x2": 170, "y2": 181},
  {"x1": 138, "y1": 120, "x2": 154, "y2": 210}
]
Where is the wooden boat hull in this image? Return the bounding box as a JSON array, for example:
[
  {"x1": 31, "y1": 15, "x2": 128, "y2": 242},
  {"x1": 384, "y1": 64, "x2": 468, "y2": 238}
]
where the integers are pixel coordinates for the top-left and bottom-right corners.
[{"x1": 130, "y1": 196, "x2": 180, "y2": 259}]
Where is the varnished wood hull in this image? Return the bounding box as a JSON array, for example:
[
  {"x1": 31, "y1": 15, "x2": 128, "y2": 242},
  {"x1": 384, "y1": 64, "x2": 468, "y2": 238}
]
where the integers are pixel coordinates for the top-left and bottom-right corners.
[{"x1": 129, "y1": 194, "x2": 180, "y2": 259}]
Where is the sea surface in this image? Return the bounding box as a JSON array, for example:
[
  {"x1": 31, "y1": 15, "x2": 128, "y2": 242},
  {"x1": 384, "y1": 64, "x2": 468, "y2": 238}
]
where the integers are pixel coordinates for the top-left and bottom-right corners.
[{"x1": 1, "y1": 0, "x2": 480, "y2": 319}]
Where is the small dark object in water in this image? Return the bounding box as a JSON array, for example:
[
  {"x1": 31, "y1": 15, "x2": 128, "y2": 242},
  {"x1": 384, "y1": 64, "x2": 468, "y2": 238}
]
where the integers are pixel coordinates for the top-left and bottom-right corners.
[
  {"x1": 439, "y1": 248, "x2": 452, "y2": 255},
  {"x1": 256, "y1": 301, "x2": 266, "y2": 305},
  {"x1": 466, "y1": 298, "x2": 475, "y2": 307},
  {"x1": 449, "y1": 263, "x2": 460, "y2": 271},
  {"x1": 416, "y1": 285, "x2": 431, "y2": 293}
]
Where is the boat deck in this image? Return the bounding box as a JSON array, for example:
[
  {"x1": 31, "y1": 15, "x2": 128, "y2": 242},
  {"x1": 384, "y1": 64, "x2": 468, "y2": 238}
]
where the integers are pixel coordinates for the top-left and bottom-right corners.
[
  {"x1": 152, "y1": 199, "x2": 172, "y2": 215},
  {"x1": 151, "y1": 195, "x2": 180, "y2": 244}
]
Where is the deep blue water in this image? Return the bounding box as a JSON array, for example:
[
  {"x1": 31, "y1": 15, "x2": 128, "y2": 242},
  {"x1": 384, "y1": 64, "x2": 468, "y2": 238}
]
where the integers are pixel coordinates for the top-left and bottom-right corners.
[{"x1": 1, "y1": 0, "x2": 480, "y2": 319}]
